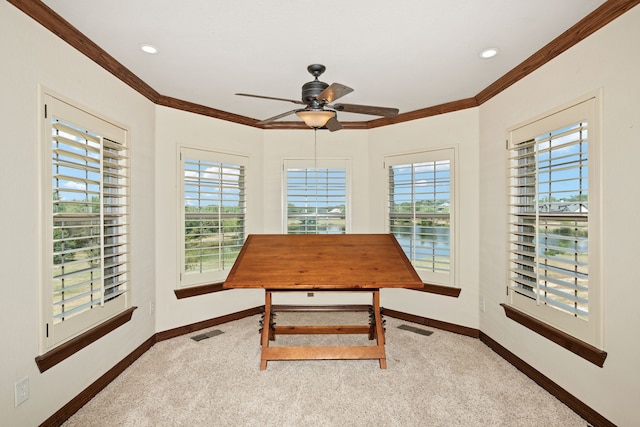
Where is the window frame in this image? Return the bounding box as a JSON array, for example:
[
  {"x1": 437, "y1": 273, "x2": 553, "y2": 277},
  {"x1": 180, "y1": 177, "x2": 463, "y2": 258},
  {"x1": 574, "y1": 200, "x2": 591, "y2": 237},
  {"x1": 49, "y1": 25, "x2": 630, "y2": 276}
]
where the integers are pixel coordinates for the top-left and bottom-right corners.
[
  {"x1": 506, "y1": 93, "x2": 603, "y2": 349},
  {"x1": 40, "y1": 92, "x2": 130, "y2": 353},
  {"x1": 178, "y1": 146, "x2": 248, "y2": 288},
  {"x1": 385, "y1": 148, "x2": 457, "y2": 287},
  {"x1": 282, "y1": 157, "x2": 351, "y2": 234}
]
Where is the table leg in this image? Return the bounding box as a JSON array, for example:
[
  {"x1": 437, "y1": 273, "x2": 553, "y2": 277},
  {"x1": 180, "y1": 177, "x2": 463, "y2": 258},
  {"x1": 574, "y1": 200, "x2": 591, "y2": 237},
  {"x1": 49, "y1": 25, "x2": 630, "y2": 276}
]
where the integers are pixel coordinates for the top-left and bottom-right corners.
[
  {"x1": 372, "y1": 290, "x2": 386, "y2": 369},
  {"x1": 259, "y1": 289, "x2": 387, "y2": 370},
  {"x1": 260, "y1": 291, "x2": 272, "y2": 370}
]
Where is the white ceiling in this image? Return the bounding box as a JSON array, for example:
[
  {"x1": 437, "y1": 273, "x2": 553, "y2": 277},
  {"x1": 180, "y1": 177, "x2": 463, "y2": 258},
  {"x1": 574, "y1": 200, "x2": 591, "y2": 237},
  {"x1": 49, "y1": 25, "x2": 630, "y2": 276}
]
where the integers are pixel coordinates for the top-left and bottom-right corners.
[{"x1": 41, "y1": 0, "x2": 606, "y2": 124}]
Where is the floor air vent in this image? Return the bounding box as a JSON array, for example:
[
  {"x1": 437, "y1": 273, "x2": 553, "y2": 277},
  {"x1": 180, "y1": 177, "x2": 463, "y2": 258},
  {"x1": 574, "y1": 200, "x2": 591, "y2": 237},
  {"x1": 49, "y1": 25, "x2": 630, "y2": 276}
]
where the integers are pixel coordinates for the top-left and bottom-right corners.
[
  {"x1": 191, "y1": 329, "x2": 224, "y2": 342},
  {"x1": 398, "y1": 324, "x2": 433, "y2": 336}
]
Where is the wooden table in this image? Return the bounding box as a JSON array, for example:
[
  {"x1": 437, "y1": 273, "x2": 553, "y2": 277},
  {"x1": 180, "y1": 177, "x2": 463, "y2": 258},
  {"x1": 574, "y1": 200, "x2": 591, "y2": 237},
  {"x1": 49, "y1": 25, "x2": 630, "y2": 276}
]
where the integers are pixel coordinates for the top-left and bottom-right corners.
[{"x1": 223, "y1": 234, "x2": 423, "y2": 369}]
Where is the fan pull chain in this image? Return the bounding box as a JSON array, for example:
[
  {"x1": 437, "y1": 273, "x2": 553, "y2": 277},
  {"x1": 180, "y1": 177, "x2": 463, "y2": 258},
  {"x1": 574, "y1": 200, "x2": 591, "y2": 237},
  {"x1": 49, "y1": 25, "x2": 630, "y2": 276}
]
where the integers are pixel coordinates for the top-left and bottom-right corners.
[{"x1": 314, "y1": 128, "x2": 318, "y2": 232}]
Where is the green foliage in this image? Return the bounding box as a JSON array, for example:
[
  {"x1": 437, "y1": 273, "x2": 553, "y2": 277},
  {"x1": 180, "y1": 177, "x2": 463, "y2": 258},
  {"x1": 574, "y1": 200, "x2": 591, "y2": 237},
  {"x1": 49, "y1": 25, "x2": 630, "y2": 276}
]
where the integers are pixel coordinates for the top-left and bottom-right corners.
[
  {"x1": 53, "y1": 192, "x2": 100, "y2": 214},
  {"x1": 183, "y1": 210, "x2": 244, "y2": 271},
  {"x1": 53, "y1": 192, "x2": 101, "y2": 265},
  {"x1": 391, "y1": 200, "x2": 450, "y2": 214}
]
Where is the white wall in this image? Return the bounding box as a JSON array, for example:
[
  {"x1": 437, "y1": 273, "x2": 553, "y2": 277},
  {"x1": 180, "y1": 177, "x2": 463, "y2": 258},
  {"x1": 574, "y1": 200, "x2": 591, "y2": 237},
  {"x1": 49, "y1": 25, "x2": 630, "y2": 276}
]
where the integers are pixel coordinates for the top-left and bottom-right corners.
[
  {"x1": 5, "y1": 0, "x2": 638, "y2": 424},
  {"x1": 369, "y1": 110, "x2": 480, "y2": 329},
  {"x1": 478, "y1": 6, "x2": 640, "y2": 426},
  {"x1": 154, "y1": 106, "x2": 264, "y2": 332},
  {"x1": 0, "y1": 3, "x2": 156, "y2": 426}
]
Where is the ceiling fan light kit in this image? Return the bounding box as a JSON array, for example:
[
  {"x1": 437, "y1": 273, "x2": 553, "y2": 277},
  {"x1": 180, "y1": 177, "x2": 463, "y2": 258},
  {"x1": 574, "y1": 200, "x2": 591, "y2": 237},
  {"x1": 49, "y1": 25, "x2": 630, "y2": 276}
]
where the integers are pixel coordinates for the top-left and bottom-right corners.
[
  {"x1": 295, "y1": 109, "x2": 336, "y2": 128},
  {"x1": 237, "y1": 64, "x2": 399, "y2": 131}
]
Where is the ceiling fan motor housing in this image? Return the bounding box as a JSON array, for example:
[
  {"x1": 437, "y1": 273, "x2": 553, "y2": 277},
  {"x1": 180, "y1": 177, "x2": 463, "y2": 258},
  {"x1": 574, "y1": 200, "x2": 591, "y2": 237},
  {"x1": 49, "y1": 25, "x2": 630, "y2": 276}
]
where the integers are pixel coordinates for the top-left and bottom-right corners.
[{"x1": 301, "y1": 79, "x2": 329, "y2": 107}]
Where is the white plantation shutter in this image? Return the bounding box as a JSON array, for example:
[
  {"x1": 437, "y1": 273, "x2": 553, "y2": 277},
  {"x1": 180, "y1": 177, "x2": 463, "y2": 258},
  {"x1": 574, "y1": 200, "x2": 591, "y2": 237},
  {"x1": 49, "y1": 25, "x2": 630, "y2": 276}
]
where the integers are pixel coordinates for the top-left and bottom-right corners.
[
  {"x1": 507, "y1": 96, "x2": 601, "y2": 346},
  {"x1": 284, "y1": 158, "x2": 349, "y2": 234},
  {"x1": 386, "y1": 149, "x2": 455, "y2": 286},
  {"x1": 44, "y1": 94, "x2": 129, "y2": 350},
  {"x1": 179, "y1": 147, "x2": 247, "y2": 287}
]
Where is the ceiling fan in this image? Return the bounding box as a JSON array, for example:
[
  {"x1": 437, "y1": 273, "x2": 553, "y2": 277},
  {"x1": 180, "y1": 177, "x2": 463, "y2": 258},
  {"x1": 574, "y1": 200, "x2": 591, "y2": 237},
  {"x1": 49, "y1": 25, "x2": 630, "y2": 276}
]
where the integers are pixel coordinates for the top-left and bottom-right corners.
[{"x1": 236, "y1": 64, "x2": 399, "y2": 131}]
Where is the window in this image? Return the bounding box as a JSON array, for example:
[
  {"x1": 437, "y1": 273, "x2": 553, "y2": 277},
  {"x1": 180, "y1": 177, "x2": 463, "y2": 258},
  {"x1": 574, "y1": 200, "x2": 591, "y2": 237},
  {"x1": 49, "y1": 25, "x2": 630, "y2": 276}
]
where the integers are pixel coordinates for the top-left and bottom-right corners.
[
  {"x1": 507, "y1": 96, "x2": 601, "y2": 347},
  {"x1": 179, "y1": 147, "x2": 247, "y2": 287},
  {"x1": 284, "y1": 158, "x2": 349, "y2": 234},
  {"x1": 386, "y1": 149, "x2": 456, "y2": 286},
  {"x1": 42, "y1": 94, "x2": 129, "y2": 351}
]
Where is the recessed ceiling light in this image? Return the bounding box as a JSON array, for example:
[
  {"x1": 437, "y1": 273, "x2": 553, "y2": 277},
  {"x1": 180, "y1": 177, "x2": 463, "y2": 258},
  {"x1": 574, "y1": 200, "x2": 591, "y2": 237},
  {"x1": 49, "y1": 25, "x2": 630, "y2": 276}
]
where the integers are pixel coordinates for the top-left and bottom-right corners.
[
  {"x1": 480, "y1": 47, "x2": 499, "y2": 59},
  {"x1": 140, "y1": 44, "x2": 158, "y2": 54}
]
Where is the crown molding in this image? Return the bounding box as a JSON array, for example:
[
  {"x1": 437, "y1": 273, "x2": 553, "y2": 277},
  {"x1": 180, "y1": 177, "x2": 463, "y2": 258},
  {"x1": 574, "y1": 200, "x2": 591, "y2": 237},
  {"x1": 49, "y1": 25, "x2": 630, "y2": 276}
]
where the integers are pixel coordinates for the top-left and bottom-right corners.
[
  {"x1": 475, "y1": 0, "x2": 640, "y2": 104},
  {"x1": 7, "y1": 0, "x2": 161, "y2": 103},
  {"x1": 156, "y1": 95, "x2": 260, "y2": 127},
  {"x1": 8, "y1": 0, "x2": 640, "y2": 129}
]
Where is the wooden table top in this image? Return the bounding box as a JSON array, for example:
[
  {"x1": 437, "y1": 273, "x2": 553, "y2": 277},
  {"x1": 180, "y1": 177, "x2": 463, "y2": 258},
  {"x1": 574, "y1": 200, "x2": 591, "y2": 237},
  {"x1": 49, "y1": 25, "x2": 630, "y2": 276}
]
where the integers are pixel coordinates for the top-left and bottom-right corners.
[{"x1": 223, "y1": 234, "x2": 423, "y2": 290}]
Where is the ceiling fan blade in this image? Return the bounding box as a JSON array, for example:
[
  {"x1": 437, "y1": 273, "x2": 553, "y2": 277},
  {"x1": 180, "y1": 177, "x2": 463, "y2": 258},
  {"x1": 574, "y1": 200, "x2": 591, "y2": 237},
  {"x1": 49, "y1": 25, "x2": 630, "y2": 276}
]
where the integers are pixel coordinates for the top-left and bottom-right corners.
[
  {"x1": 236, "y1": 93, "x2": 305, "y2": 105},
  {"x1": 257, "y1": 109, "x2": 298, "y2": 124},
  {"x1": 331, "y1": 103, "x2": 399, "y2": 118},
  {"x1": 316, "y1": 83, "x2": 354, "y2": 104},
  {"x1": 324, "y1": 117, "x2": 343, "y2": 132}
]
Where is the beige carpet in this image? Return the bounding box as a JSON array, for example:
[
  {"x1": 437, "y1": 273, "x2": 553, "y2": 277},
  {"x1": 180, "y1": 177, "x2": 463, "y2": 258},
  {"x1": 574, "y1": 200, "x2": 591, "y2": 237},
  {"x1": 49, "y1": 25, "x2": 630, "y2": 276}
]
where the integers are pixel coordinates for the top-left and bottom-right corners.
[{"x1": 63, "y1": 312, "x2": 587, "y2": 426}]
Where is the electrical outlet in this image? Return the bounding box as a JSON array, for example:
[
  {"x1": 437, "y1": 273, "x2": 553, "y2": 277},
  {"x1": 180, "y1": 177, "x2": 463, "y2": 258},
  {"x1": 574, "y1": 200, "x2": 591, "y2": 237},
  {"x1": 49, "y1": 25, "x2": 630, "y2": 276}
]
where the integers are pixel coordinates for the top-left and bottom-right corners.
[
  {"x1": 15, "y1": 377, "x2": 29, "y2": 407},
  {"x1": 149, "y1": 301, "x2": 155, "y2": 315},
  {"x1": 307, "y1": 292, "x2": 314, "y2": 297},
  {"x1": 480, "y1": 297, "x2": 486, "y2": 312}
]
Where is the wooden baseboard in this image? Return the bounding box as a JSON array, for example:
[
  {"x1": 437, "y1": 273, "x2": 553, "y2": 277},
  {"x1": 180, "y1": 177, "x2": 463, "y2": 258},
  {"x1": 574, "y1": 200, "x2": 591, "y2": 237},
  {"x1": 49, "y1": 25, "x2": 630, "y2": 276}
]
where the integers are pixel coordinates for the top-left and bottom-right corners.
[
  {"x1": 479, "y1": 332, "x2": 614, "y2": 427},
  {"x1": 40, "y1": 336, "x2": 155, "y2": 427},
  {"x1": 382, "y1": 308, "x2": 480, "y2": 338},
  {"x1": 155, "y1": 306, "x2": 263, "y2": 342},
  {"x1": 39, "y1": 307, "x2": 260, "y2": 426},
  {"x1": 40, "y1": 305, "x2": 612, "y2": 427}
]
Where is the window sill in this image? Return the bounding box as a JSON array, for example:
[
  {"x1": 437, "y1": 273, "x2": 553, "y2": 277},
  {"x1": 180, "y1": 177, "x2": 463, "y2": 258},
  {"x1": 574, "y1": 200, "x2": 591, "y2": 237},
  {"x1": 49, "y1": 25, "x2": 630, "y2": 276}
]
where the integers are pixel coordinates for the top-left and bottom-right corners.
[
  {"x1": 35, "y1": 307, "x2": 137, "y2": 373},
  {"x1": 416, "y1": 283, "x2": 461, "y2": 297},
  {"x1": 174, "y1": 282, "x2": 461, "y2": 299},
  {"x1": 174, "y1": 282, "x2": 226, "y2": 299},
  {"x1": 500, "y1": 303, "x2": 606, "y2": 367}
]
